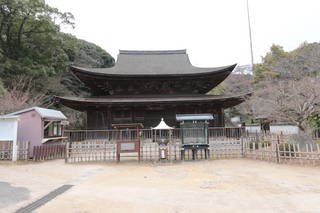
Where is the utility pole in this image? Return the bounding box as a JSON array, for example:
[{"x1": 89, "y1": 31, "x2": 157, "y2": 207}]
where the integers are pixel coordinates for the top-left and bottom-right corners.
[{"x1": 246, "y1": 0, "x2": 254, "y2": 71}]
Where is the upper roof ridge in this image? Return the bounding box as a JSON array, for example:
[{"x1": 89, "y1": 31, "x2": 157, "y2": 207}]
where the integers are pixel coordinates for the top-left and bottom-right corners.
[{"x1": 119, "y1": 49, "x2": 187, "y2": 55}]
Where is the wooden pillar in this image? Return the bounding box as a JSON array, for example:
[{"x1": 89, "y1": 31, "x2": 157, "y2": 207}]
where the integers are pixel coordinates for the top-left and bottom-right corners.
[
  {"x1": 131, "y1": 106, "x2": 135, "y2": 123},
  {"x1": 85, "y1": 110, "x2": 89, "y2": 129},
  {"x1": 107, "y1": 108, "x2": 112, "y2": 129},
  {"x1": 214, "y1": 107, "x2": 225, "y2": 127},
  {"x1": 101, "y1": 110, "x2": 107, "y2": 129},
  {"x1": 211, "y1": 107, "x2": 224, "y2": 127},
  {"x1": 220, "y1": 108, "x2": 225, "y2": 127},
  {"x1": 86, "y1": 110, "x2": 93, "y2": 130}
]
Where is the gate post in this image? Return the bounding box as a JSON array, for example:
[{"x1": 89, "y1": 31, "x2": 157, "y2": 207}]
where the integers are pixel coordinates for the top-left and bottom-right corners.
[
  {"x1": 241, "y1": 136, "x2": 244, "y2": 158},
  {"x1": 275, "y1": 143, "x2": 280, "y2": 164},
  {"x1": 12, "y1": 140, "x2": 18, "y2": 162},
  {"x1": 11, "y1": 118, "x2": 18, "y2": 162},
  {"x1": 275, "y1": 135, "x2": 280, "y2": 164},
  {"x1": 104, "y1": 140, "x2": 107, "y2": 161},
  {"x1": 65, "y1": 141, "x2": 69, "y2": 163}
]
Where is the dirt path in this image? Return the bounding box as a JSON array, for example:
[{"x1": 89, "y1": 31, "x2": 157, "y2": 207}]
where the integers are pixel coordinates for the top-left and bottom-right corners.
[{"x1": 1, "y1": 159, "x2": 320, "y2": 213}]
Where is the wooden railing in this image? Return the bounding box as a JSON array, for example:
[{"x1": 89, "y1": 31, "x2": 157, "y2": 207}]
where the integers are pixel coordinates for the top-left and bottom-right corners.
[{"x1": 64, "y1": 127, "x2": 245, "y2": 142}]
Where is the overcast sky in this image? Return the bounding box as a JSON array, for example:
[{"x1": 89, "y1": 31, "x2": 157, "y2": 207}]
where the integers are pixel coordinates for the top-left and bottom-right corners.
[{"x1": 47, "y1": 0, "x2": 320, "y2": 67}]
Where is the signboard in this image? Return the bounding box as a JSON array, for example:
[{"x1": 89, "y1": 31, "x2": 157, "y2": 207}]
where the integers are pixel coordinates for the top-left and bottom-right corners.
[
  {"x1": 61, "y1": 120, "x2": 69, "y2": 126},
  {"x1": 120, "y1": 143, "x2": 135, "y2": 151},
  {"x1": 116, "y1": 140, "x2": 141, "y2": 162}
]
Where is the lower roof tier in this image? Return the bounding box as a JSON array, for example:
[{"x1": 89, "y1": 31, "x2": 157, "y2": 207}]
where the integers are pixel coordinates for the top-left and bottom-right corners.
[{"x1": 55, "y1": 93, "x2": 250, "y2": 111}]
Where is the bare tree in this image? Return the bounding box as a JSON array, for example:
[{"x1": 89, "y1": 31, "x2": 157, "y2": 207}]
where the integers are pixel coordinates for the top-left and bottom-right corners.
[
  {"x1": 247, "y1": 77, "x2": 320, "y2": 132},
  {"x1": 0, "y1": 76, "x2": 47, "y2": 114}
]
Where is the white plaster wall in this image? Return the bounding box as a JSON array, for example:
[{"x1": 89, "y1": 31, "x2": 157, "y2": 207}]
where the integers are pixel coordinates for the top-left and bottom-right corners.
[
  {"x1": 0, "y1": 118, "x2": 18, "y2": 141},
  {"x1": 0, "y1": 117, "x2": 19, "y2": 161},
  {"x1": 245, "y1": 125, "x2": 261, "y2": 133},
  {"x1": 270, "y1": 125, "x2": 299, "y2": 135}
]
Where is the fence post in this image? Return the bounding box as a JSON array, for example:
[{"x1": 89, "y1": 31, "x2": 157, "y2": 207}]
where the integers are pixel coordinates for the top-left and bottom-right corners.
[
  {"x1": 241, "y1": 136, "x2": 244, "y2": 158},
  {"x1": 65, "y1": 142, "x2": 69, "y2": 163},
  {"x1": 276, "y1": 136, "x2": 280, "y2": 164},
  {"x1": 104, "y1": 140, "x2": 107, "y2": 161},
  {"x1": 8, "y1": 118, "x2": 18, "y2": 162},
  {"x1": 26, "y1": 141, "x2": 30, "y2": 160}
]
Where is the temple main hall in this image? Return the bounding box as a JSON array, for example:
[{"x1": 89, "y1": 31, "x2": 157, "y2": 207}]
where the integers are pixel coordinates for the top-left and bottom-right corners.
[{"x1": 56, "y1": 49, "x2": 249, "y2": 129}]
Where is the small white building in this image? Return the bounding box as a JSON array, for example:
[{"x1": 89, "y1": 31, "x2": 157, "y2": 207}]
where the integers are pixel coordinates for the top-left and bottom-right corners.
[{"x1": 0, "y1": 116, "x2": 19, "y2": 161}]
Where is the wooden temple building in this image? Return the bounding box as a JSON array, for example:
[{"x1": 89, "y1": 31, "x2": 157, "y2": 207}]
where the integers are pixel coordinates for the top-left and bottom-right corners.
[{"x1": 56, "y1": 50, "x2": 249, "y2": 129}]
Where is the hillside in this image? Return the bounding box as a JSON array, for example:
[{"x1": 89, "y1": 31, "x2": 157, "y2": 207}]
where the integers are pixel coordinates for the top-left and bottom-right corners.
[{"x1": 0, "y1": 0, "x2": 114, "y2": 116}]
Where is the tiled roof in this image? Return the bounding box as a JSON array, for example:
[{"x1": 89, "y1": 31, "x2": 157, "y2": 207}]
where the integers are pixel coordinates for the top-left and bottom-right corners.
[{"x1": 71, "y1": 49, "x2": 237, "y2": 76}]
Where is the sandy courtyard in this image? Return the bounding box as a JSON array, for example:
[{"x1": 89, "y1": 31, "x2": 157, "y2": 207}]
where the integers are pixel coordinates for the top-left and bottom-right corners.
[{"x1": 1, "y1": 159, "x2": 320, "y2": 213}]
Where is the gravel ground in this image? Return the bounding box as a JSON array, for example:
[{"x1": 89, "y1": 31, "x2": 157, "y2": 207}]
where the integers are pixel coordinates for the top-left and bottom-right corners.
[{"x1": 1, "y1": 159, "x2": 320, "y2": 213}]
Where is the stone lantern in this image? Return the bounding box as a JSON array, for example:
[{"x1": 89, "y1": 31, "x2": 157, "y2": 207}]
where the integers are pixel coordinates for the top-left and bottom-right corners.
[{"x1": 152, "y1": 118, "x2": 173, "y2": 160}]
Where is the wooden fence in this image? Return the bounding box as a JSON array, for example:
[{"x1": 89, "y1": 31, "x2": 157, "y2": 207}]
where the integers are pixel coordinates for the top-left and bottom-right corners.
[
  {"x1": 209, "y1": 140, "x2": 243, "y2": 159},
  {"x1": 1, "y1": 129, "x2": 317, "y2": 165},
  {"x1": 0, "y1": 141, "x2": 29, "y2": 160},
  {"x1": 17, "y1": 141, "x2": 30, "y2": 160},
  {"x1": 244, "y1": 138, "x2": 320, "y2": 166},
  {"x1": 65, "y1": 135, "x2": 320, "y2": 166},
  {"x1": 65, "y1": 141, "x2": 115, "y2": 163},
  {"x1": 0, "y1": 141, "x2": 12, "y2": 160},
  {"x1": 33, "y1": 144, "x2": 65, "y2": 162},
  {"x1": 64, "y1": 127, "x2": 244, "y2": 143},
  {"x1": 65, "y1": 138, "x2": 244, "y2": 163}
]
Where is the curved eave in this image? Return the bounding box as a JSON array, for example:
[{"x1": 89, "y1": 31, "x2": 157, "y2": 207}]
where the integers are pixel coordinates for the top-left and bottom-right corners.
[
  {"x1": 70, "y1": 64, "x2": 237, "y2": 79},
  {"x1": 55, "y1": 93, "x2": 251, "y2": 111}
]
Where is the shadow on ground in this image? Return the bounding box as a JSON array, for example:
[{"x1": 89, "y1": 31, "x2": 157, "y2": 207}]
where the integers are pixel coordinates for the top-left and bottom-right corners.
[{"x1": 0, "y1": 182, "x2": 30, "y2": 209}]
